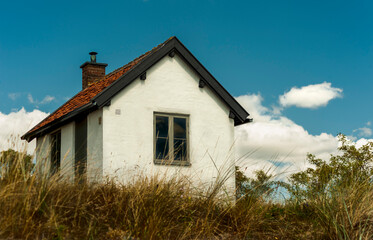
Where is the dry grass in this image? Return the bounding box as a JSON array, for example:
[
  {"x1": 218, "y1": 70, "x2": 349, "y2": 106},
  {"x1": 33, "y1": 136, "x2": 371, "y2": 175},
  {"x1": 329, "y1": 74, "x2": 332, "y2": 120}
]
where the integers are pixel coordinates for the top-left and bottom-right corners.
[
  {"x1": 0, "y1": 149, "x2": 372, "y2": 239},
  {"x1": 310, "y1": 182, "x2": 373, "y2": 240}
]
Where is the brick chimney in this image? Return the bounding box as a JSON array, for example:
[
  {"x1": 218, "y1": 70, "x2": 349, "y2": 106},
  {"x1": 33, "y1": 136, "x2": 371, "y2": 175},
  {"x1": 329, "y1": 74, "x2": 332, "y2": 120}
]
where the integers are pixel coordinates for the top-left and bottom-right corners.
[{"x1": 80, "y1": 52, "x2": 108, "y2": 89}]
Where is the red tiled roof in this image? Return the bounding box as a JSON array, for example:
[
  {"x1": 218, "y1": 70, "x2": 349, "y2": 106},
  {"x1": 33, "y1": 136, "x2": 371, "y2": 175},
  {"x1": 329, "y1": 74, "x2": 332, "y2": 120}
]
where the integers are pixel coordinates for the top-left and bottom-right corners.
[{"x1": 24, "y1": 37, "x2": 174, "y2": 138}]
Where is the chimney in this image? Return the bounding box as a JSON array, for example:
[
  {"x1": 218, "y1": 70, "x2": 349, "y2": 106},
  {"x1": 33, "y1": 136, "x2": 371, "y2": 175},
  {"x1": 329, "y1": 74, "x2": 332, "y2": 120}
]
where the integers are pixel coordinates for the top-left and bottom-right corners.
[{"x1": 80, "y1": 52, "x2": 108, "y2": 89}]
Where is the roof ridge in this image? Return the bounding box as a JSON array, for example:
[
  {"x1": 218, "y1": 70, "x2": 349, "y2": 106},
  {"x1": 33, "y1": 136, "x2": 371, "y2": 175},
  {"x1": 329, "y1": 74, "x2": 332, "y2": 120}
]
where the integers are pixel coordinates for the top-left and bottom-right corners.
[{"x1": 95, "y1": 36, "x2": 174, "y2": 84}]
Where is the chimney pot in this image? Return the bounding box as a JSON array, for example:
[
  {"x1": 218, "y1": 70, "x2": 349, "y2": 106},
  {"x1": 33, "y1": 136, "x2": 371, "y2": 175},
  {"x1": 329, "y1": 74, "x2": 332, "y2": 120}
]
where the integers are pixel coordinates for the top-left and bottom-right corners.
[{"x1": 89, "y1": 51, "x2": 97, "y2": 63}]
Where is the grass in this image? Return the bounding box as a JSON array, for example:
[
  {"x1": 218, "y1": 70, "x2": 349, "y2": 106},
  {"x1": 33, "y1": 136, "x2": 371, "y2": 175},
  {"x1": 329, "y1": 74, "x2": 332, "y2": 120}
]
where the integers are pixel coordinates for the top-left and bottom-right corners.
[{"x1": 0, "y1": 148, "x2": 372, "y2": 239}]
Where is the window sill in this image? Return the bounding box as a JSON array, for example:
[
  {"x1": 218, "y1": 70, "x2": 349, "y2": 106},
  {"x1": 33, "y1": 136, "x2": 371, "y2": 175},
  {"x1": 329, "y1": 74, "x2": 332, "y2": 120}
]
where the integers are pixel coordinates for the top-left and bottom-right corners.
[{"x1": 154, "y1": 159, "x2": 191, "y2": 167}]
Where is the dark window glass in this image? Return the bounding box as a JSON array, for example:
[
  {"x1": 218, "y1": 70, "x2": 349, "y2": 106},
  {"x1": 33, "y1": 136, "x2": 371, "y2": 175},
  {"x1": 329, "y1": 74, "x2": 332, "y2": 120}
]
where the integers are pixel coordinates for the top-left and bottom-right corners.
[
  {"x1": 174, "y1": 139, "x2": 187, "y2": 160},
  {"x1": 156, "y1": 137, "x2": 169, "y2": 159},
  {"x1": 174, "y1": 117, "x2": 186, "y2": 139},
  {"x1": 156, "y1": 116, "x2": 168, "y2": 138},
  {"x1": 174, "y1": 117, "x2": 187, "y2": 160},
  {"x1": 51, "y1": 131, "x2": 61, "y2": 175},
  {"x1": 155, "y1": 116, "x2": 169, "y2": 159}
]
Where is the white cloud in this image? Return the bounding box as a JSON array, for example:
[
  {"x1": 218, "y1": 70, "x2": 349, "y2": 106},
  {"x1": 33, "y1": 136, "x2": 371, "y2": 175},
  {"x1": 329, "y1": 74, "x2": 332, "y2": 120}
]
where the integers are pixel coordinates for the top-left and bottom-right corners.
[
  {"x1": 27, "y1": 94, "x2": 34, "y2": 104},
  {"x1": 8, "y1": 93, "x2": 21, "y2": 101},
  {"x1": 40, "y1": 95, "x2": 55, "y2": 104},
  {"x1": 355, "y1": 138, "x2": 373, "y2": 149},
  {"x1": 233, "y1": 93, "x2": 271, "y2": 122},
  {"x1": 235, "y1": 93, "x2": 341, "y2": 179},
  {"x1": 279, "y1": 82, "x2": 342, "y2": 109},
  {"x1": 353, "y1": 127, "x2": 372, "y2": 138},
  {"x1": 352, "y1": 122, "x2": 373, "y2": 138},
  {"x1": 28, "y1": 94, "x2": 55, "y2": 106},
  {"x1": 0, "y1": 108, "x2": 48, "y2": 154}
]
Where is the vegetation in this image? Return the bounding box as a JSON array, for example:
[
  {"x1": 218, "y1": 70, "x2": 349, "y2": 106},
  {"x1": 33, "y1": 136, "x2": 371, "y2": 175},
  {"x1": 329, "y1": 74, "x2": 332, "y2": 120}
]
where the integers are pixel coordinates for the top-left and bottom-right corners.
[
  {"x1": 0, "y1": 135, "x2": 372, "y2": 239},
  {"x1": 0, "y1": 149, "x2": 33, "y2": 180}
]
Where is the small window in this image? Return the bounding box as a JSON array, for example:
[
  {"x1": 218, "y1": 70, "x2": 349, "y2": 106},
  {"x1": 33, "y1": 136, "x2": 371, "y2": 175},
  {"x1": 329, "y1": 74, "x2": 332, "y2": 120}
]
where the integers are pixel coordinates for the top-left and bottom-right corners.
[
  {"x1": 154, "y1": 113, "x2": 190, "y2": 166},
  {"x1": 50, "y1": 131, "x2": 61, "y2": 175}
]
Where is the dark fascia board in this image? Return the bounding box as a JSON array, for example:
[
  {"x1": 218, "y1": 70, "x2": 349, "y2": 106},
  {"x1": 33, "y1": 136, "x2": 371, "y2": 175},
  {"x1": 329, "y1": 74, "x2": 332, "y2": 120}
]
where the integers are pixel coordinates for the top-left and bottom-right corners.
[
  {"x1": 21, "y1": 102, "x2": 97, "y2": 142},
  {"x1": 235, "y1": 118, "x2": 253, "y2": 126},
  {"x1": 93, "y1": 37, "x2": 250, "y2": 124}
]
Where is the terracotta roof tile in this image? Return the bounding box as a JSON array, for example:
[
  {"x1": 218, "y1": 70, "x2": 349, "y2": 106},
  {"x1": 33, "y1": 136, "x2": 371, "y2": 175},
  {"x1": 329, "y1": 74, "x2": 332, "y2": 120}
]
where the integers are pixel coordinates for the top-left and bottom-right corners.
[{"x1": 24, "y1": 37, "x2": 174, "y2": 138}]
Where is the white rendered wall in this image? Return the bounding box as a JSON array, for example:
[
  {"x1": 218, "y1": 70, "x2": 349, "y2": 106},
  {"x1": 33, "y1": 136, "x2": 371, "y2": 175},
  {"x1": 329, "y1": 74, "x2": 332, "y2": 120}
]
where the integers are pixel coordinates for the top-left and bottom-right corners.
[
  {"x1": 102, "y1": 55, "x2": 236, "y2": 196},
  {"x1": 35, "y1": 135, "x2": 50, "y2": 176},
  {"x1": 60, "y1": 122, "x2": 74, "y2": 182},
  {"x1": 87, "y1": 109, "x2": 103, "y2": 182}
]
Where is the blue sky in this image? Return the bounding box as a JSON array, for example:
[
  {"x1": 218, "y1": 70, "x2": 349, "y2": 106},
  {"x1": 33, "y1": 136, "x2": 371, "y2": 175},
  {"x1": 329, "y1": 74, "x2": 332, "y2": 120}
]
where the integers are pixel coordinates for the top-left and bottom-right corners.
[{"x1": 1, "y1": 0, "x2": 373, "y2": 173}]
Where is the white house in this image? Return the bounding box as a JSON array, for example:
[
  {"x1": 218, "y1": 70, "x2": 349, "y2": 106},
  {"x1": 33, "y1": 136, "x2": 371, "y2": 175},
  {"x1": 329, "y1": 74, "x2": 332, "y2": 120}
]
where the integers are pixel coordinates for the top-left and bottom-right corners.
[{"x1": 22, "y1": 37, "x2": 251, "y2": 195}]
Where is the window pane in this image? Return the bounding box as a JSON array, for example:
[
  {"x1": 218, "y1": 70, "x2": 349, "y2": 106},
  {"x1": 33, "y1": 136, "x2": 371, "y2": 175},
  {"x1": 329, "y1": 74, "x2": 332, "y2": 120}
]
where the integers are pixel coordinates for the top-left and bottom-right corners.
[
  {"x1": 174, "y1": 139, "x2": 187, "y2": 160},
  {"x1": 156, "y1": 137, "x2": 169, "y2": 159},
  {"x1": 51, "y1": 131, "x2": 61, "y2": 174},
  {"x1": 156, "y1": 116, "x2": 169, "y2": 138},
  {"x1": 174, "y1": 117, "x2": 186, "y2": 139}
]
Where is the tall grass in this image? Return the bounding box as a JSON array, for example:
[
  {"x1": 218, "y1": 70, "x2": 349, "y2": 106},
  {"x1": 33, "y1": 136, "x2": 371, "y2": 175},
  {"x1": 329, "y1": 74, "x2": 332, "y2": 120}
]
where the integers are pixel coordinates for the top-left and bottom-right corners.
[
  {"x1": 0, "y1": 145, "x2": 372, "y2": 239},
  {"x1": 311, "y1": 182, "x2": 373, "y2": 239}
]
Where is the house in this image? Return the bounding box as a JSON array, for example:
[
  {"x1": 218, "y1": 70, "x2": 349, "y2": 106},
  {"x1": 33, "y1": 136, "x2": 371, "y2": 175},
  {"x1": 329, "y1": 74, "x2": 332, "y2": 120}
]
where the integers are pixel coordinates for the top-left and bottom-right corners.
[{"x1": 22, "y1": 37, "x2": 251, "y2": 195}]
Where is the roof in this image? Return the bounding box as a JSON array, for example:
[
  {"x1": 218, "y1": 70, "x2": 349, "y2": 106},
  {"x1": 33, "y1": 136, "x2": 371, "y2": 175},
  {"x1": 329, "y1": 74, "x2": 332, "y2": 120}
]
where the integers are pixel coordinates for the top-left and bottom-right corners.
[{"x1": 22, "y1": 37, "x2": 251, "y2": 142}]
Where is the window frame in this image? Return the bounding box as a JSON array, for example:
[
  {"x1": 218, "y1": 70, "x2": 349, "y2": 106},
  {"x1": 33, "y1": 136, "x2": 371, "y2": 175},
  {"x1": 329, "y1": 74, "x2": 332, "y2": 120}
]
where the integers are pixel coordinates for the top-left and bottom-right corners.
[
  {"x1": 153, "y1": 112, "x2": 191, "y2": 166},
  {"x1": 50, "y1": 130, "x2": 61, "y2": 175}
]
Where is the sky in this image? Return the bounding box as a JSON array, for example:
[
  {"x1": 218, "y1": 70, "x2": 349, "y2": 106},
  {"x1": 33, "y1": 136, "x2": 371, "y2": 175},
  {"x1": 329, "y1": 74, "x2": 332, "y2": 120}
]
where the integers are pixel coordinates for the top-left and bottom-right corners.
[{"x1": 0, "y1": 0, "x2": 372, "y2": 178}]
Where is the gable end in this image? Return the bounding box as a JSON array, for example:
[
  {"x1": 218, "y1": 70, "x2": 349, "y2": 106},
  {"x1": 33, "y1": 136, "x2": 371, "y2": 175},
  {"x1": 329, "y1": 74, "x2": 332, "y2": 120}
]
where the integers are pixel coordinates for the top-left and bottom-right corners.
[{"x1": 92, "y1": 37, "x2": 250, "y2": 124}]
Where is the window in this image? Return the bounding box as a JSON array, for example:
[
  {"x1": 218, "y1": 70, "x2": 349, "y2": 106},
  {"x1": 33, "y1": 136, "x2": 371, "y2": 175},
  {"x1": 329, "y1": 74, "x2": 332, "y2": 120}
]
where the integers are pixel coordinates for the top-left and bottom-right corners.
[
  {"x1": 50, "y1": 131, "x2": 61, "y2": 175},
  {"x1": 154, "y1": 113, "x2": 190, "y2": 165}
]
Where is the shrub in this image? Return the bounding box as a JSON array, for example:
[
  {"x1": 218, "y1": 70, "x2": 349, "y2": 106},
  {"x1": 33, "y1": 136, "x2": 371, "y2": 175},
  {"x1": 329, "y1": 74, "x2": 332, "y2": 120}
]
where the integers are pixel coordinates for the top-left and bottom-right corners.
[{"x1": 284, "y1": 135, "x2": 373, "y2": 239}]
